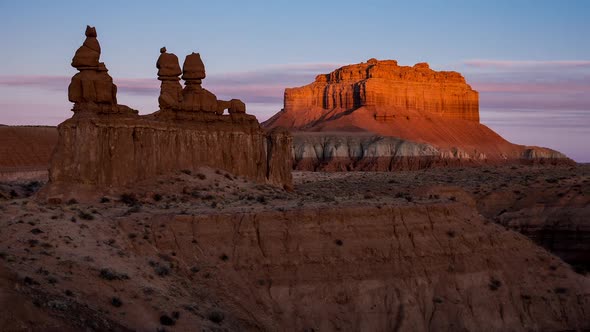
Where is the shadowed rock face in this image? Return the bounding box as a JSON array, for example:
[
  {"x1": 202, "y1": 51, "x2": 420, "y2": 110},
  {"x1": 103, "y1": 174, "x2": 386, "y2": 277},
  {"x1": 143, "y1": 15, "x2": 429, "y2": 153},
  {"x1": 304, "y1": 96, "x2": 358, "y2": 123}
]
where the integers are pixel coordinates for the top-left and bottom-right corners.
[
  {"x1": 290, "y1": 132, "x2": 573, "y2": 171},
  {"x1": 40, "y1": 27, "x2": 292, "y2": 201}
]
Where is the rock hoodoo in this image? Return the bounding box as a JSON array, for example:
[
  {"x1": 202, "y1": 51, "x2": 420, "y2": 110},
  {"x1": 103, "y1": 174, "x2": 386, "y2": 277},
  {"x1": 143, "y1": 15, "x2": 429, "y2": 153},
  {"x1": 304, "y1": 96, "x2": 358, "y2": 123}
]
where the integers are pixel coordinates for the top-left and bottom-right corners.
[
  {"x1": 68, "y1": 26, "x2": 136, "y2": 115},
  {"x1": 264, "y1": 58, "x2": 572, "y2": 169},
  {"x1": 156, "y1": 47, "x2": 183, "y2": 110},
  {"x1": 156, "y1": 49, "x2": 246, "y2": 116},
  {"x1": 41, "y1": 26, "x2": 292, "y2": 200}
]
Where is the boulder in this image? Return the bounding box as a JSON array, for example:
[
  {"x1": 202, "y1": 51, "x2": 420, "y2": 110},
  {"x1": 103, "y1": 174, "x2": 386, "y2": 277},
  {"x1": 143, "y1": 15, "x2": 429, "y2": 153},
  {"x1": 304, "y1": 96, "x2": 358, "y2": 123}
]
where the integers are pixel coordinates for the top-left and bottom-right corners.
[
  {"x1": 156, "y1": 47, "x2": 182, "y2": 78},
  {"x1": 181, "y1": 52, "x2": 206, "y2": 81}
]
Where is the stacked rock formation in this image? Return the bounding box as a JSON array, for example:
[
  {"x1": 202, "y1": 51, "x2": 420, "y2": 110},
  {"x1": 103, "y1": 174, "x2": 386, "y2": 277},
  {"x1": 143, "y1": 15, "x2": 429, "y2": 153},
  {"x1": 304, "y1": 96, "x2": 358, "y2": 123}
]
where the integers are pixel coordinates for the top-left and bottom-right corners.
[
  {"x1": 68, "y1": 26, "x2": 136, "y2": 115},
  {"x1": 40, "y1": 27, "x2": 292, "y2": 200},
  {"x1": 156, "y1": 47, "x2": 183, "y2": 110},
  {"x1": 156, "y1": 50, "x2": 246, "y2": 116},
  {"x1": 180, "y1": 52, "x2": 218, "y2": 112}
]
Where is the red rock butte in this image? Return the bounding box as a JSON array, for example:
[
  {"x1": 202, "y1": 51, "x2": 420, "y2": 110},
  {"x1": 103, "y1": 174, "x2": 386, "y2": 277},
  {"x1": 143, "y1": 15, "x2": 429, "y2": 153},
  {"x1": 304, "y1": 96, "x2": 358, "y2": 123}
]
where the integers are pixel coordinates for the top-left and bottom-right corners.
[
  {"x1": 263, "y1": 58, "x2": 572, "y2": 170},
  {"x1": 39, "y1": 26, "x2": 292, "y2": 201},
  {"x1": 283, "y1": 58, "x2": 479, "y2": 123}
]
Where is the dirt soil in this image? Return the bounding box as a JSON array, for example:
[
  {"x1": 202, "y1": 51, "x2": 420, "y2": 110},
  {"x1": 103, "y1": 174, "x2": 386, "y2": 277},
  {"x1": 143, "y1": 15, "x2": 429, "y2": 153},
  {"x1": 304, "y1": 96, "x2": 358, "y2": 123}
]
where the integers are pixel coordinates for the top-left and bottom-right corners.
[{"x1": 0, "y1": 165, "x2": 588, "y2": 331}]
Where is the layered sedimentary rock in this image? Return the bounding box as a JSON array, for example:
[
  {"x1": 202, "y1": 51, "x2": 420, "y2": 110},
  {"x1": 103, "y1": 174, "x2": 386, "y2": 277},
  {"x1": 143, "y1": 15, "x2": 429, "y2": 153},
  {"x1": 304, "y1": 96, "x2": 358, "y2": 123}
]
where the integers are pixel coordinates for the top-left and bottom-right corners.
[
  {"x1": 263, "y1": 58, "x2": 573, "y2": 166},
  {"x1": 477, "y1": 184, "x2": 590, "y2": 273},
  {"x1": 41, "y1": 27, "x2": 291, "y2": 200},
  {"x1": 118, "y1": 204, "x2": 590, "y2": 331},
  {"x1": 292, "y1": 133, "x2": 572, "y2": 171},
  {"x1": 275, "y1": 58, "x2": 478, "y2": 129}
]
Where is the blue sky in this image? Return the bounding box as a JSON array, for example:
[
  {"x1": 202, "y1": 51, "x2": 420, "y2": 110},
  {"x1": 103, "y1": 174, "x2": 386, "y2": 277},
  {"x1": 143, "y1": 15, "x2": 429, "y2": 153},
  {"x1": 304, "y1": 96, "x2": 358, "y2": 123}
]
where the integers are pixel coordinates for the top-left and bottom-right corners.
[{"x1": 0, "y1": 1, "x2": 589, "y2": 161}]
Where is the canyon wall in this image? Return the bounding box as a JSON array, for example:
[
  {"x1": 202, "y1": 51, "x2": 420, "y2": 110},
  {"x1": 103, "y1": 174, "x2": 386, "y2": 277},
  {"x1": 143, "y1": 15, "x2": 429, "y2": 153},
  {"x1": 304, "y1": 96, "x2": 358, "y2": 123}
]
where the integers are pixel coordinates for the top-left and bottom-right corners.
[
  {"x1": 42, "y1": 112, "x2": 292, "y2": 199},
  {"x1": 116, "y1": 204, "x2": 590, "y2": 331}
]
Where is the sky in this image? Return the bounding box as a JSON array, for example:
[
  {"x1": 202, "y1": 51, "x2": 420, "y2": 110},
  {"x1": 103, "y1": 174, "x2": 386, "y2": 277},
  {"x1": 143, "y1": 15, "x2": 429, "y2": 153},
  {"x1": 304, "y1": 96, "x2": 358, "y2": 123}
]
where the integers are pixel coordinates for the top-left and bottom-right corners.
[{"x1": 0, "y1": 1, "x2": 589, "y2": 161}]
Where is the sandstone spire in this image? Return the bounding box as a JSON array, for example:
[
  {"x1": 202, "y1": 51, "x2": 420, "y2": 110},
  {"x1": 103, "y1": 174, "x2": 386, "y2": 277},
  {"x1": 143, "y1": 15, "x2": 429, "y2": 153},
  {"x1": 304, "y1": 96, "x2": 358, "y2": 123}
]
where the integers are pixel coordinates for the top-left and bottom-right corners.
[
  {"x1": 156, "y1": 47, "x2": 183, "y2": 110},
  {"x1": 68, "y1": 26, "x2": 117, "y2": 111},
  {"x1": 71, "y1": 25, "x2": 101, "y2": 68},
  {"x1": 155, "y1": 50, "x2": 246, "y2": 115},
  {"x1": 179, "y1": 52, "x2": 218, "y2": 112}
]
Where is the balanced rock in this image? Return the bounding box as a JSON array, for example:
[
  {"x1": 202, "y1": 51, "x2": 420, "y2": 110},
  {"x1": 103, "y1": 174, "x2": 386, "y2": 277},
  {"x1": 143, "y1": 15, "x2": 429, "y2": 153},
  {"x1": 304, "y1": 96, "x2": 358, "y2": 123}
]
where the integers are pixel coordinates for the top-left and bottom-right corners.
[
  {"x1": 155, "y1": 51, "x2": 247, "y2": 115},
  {"x1": 40, "y1": 26, "x2": 292, "y2": 200},
  {"x1": 156, "y1": 47, "x2": 183, "y2": 110},
  {"x1": 228, "y1": 99, "x2": 246, "y2": 114},
  {"x1": 177, "y1": 53, "x2": 217, "y2": 113},
  {"x1": 68, "y1": 26, "x2": 136, "y2": 115},
  {"x1": 71, "y1": 25, "x2": 101, "y2": 68},
  {"x1": 182, "y1": 52, "x2": 206, "y2": 81},
  {"x1": 156, "y1": 47, "x2": 182, "y2": 77}
]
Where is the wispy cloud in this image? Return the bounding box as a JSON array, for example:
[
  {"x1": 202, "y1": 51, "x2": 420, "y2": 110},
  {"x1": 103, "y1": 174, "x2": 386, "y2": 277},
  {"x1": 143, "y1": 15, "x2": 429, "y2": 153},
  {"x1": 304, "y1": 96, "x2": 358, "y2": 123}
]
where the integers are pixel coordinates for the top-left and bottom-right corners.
[
  {"x1": 464, "y1": 59, "x2": 590, "y2": 69},
  {"x1": 0, "y1": 75, "x2": 69, "y2": 91},
  {"x1": 0, "y1": 62, "x2": 342, "y2": 107},
  {"x1": 461, "y1": 58, "x2": 590, "y2": 110}
]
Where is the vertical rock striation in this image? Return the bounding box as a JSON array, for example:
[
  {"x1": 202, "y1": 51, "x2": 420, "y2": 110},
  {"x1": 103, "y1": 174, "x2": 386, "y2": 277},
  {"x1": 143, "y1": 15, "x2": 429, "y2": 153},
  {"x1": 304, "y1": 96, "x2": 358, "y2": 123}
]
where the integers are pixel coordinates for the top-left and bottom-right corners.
[{"x1": 275, "y1": 58, "x2": 479, "y2": 129}]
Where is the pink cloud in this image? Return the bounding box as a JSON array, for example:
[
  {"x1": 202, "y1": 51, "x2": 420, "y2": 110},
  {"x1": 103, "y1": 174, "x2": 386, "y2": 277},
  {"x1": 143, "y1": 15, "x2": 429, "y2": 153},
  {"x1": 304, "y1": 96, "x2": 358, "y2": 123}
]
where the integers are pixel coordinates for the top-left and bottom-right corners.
[
  {"x1": 464, "y1": 59, "x2": 590, "y2": 69},
  {"x1": 473, "y1": 81, "x2": 590, "y2": 94},
  {"x1": 0, "y1": 62, "x2": 343, "y2": 106}
]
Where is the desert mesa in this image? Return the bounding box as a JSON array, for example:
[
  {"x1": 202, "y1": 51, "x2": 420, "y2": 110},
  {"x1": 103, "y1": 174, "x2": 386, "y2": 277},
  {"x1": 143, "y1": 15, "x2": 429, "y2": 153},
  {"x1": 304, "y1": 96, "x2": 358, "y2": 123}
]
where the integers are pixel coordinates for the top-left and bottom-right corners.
[
  {"x1": 0, "y1": 26, "x2": 588, "y2": 332},
  {"x1": 263, "y1": 58, "x2": 572, "y2": 171}
]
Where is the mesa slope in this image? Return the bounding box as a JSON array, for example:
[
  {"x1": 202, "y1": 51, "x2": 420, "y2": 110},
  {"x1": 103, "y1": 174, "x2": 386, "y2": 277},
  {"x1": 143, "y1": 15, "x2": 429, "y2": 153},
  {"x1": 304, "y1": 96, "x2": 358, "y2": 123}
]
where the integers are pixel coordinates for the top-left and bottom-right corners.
[{"x1": 263, "y1": 59, "x2": 571, "y2": 169}]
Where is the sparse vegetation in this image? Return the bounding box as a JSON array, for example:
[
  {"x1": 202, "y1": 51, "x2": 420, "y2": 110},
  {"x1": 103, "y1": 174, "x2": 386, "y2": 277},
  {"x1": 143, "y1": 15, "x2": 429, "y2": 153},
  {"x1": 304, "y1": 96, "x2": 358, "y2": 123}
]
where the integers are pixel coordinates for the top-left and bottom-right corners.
[
  {"x1": 489, "y1": 277, "x2": 502, "y2": 291},
  {"x1": 208, "y1": 311, "x2": 225, "y2": 324},
  {"x1": 99, "y1": 268, "x2": 129, "y2": 281},
  {"x1": 160, "y1": 314, "x2": 175, "y2": 326},
  {"x1": 150, "y1": 261, "x2": 170, "y2": 277},
  {"x1": 110, "y1": 297, "x2": 123, "y2": 307},
  {"x1": 120, "y1": 193, "x2": 138, "y2": 206},
  {"x1": 78, "y1": 210, "x2": 94, "y2": 220}
]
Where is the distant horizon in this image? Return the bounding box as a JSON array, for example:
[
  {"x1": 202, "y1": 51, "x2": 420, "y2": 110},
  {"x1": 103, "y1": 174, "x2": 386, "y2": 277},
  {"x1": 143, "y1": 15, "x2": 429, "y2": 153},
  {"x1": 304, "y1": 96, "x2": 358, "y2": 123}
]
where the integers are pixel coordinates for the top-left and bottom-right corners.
[{"x1": 1, "y1": 1, "x2": 588, "y2": 161}]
